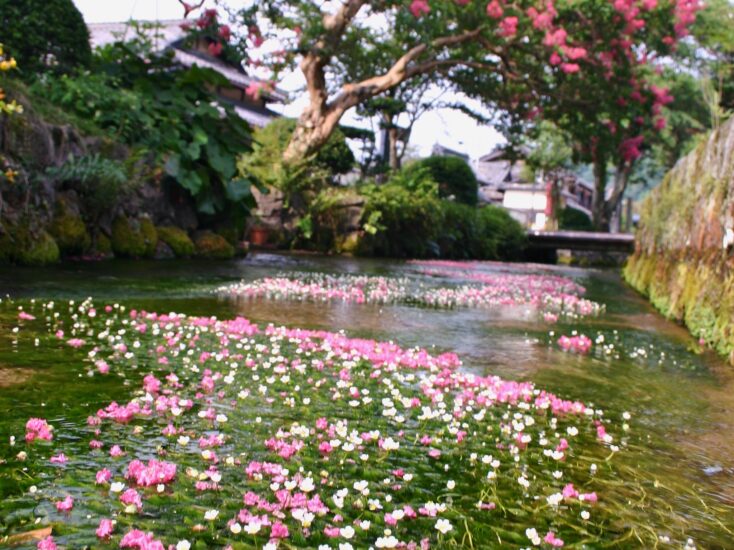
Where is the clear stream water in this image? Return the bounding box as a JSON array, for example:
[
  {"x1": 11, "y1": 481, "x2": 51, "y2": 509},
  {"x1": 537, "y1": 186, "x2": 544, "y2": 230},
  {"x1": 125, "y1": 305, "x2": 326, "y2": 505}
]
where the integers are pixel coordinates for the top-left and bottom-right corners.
[{"x1": 1, "y1": 254, "x2": 733, "y2": 548}]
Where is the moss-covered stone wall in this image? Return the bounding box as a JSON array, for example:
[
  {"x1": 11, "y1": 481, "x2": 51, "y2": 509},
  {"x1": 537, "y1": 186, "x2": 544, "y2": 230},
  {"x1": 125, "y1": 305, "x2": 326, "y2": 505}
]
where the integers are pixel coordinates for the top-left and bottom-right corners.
[{"x1": 624, "y1": 117, "x2": 734, "y2": 363}]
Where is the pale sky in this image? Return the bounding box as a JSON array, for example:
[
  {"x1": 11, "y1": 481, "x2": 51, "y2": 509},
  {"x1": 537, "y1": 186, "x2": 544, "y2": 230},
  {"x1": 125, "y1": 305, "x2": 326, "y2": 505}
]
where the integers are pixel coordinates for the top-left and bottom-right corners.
[{"x1": 72, "y1": 0, "x2": 504, "y2": 161}]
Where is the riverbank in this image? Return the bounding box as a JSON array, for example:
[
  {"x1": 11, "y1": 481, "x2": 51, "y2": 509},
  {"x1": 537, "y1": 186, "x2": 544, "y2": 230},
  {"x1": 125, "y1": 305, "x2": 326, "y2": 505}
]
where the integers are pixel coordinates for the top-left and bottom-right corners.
[{"x1": 624, "y1": 117, "x2": 734, "y2": 364}]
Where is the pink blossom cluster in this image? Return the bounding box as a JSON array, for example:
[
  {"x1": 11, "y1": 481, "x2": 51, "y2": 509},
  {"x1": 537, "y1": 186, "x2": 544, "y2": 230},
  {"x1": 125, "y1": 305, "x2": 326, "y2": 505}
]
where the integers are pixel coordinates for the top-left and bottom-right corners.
[
  {"x1": 125, "y1": 459, "x2": 177, "y2": 487},
  {"x1": 558, "y1": 334, "x2": 593, "y2": 354},
  {"x1": 25, "y1": 417, "x2": 53, "y2": 442}
]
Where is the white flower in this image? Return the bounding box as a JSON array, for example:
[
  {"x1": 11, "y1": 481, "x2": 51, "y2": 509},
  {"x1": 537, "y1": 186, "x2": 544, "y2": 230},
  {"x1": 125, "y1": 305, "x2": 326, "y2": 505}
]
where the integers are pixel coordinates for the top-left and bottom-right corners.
[
  {"x1": 299, "y1": 477, "x2": 315, "y2": 492},
  {"x1": 244, "y1": 520, "x2": 261, "y2": 534},
  {"x1": 547, "y1": 493, "x2": 563, "y2": 506},
  {"x1": 526, "y1": 527, "x2": 541, "y2": 546},
  {"x1": 230, "y1": 522, "x2": 242, "y2": 534},
  {"x1": 580, "y1": 510, "x2": 590, "y2": 520},
  {"x1": 435, "y1": 519, "x2": 453, "y2": 534},
  {"x1": 176, "y1": 541, "x2": 191, "y2": 550},
  {"x1": 375, "y1": 535, "x2": 399, "y2": 548},
  {"x1": 446, "y1": 480, "x2": 455, "y2": 490},
  {"x1": 358, "y1": 520, "x2": 371, "y2": 530},
  {"x1": 340, "y1": 526, "x2": 355, "y2": 539},
  {"x1": 204, "y1": 509, "x2": 219, "y2": 521},
  {"x1": 110, "y1": 482, "x2": 125, "y2": 493}
]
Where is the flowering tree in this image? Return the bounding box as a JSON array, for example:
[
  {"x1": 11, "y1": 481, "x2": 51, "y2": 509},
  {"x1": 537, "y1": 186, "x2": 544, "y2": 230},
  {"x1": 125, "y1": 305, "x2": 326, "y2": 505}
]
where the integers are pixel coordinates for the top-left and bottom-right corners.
[{"x1": 182, "y1": 0, "x2": 700, "y2": 228}]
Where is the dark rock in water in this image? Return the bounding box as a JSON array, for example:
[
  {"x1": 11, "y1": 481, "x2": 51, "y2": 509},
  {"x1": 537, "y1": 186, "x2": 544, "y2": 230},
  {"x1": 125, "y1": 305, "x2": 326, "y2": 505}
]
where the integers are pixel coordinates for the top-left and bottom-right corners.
[{"x1": 154, "y1": 240, "x2": 175, "y2": 260}]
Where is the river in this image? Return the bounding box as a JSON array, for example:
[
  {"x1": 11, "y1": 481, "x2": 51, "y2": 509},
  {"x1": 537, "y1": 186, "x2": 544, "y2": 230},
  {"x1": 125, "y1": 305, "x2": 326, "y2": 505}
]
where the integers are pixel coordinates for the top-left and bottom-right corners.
[{"x1": 0, "y1": 254, "x2": 732, "y2": 549}]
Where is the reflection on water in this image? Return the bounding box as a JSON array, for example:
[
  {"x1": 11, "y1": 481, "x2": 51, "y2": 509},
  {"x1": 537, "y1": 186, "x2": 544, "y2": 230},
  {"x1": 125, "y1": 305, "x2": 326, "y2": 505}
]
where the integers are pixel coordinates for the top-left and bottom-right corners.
[{"x1": 1, "y1": 253, "x2": 734, "y2": 546}]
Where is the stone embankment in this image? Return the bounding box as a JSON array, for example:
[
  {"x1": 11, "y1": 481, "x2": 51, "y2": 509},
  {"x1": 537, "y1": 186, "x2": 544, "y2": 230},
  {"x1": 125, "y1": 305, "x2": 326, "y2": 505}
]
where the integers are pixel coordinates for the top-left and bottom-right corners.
[{"x1": 624, "y1": 117, "x2": 734, "y2": 362}]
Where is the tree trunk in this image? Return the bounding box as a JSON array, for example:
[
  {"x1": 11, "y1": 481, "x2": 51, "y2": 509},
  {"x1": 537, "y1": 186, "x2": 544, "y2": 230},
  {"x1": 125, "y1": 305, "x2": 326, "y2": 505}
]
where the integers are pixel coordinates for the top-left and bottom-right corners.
[
  {"x1": 388, "y1": 126, "x2": 399, "y2": 170},
  {"x1": 592, "y1": 155, "x2": 610, "y2": 231},
  {"x1": 283, "y1": 106, "x2": 342, "y2": 165}
]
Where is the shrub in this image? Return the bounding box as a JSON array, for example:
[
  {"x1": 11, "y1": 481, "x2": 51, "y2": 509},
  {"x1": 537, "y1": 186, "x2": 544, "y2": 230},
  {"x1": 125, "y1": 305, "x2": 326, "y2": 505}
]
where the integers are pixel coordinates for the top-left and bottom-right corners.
[
  {"x1": 407, "y1": 156, "x2": 478, "y2": 206},
  {"x1": 240, "y1": 118, "x2": 355, "y2": 194},
  {"x1": 559, "y1": 207, "x2": 594, "y2": 231},
  {"x1": 35, "y1": 40, "x2": 254, "y2": 218},
  {"x1": 357, "y1": 170, "x2": 524, "y2": 259},
  {"x1": 477, "y1": 205, "x2": 527, "y2": 260},
  {"x1": 46, "y1": 155, "x2": 134, "y2": 224},
  {"x1": 0, "y1": 0, "x2": 91, "y2": 77},
  {"x1": 359, "y1": 181, "x2": 443, "y2": 258}
]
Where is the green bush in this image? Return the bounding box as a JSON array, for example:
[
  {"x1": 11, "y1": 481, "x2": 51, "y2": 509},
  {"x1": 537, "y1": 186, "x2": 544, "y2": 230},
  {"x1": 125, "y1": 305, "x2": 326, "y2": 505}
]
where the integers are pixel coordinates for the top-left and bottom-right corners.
[
  {"x1": 559, "y1": 207, "x2": 594, "y2": 231},
  {"x1": 47, "y1": 155, "x2": 134, "y2": 224},
  {"x1": 0, "y1": 0, "x2": 91, "y2": 77},
  {"x1": 240, "y1": 118, "x2": 355, "y2": 194},
  {"x1": 407, "y1": 156, "x2": 478, "y2": 206},
  {"x1": 34, "y1": 38, "x2": 254, "y2": 219},
  {"x1": 354, "y1": 169, "x2": 524, "y2": 259}
]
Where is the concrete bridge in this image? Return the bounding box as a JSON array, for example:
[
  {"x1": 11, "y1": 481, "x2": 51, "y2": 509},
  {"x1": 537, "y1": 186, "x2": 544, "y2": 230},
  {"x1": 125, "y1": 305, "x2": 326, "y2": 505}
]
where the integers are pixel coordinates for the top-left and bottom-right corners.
[{"x1": 527, "y1": 230, "x2": 635, "y2": 254}]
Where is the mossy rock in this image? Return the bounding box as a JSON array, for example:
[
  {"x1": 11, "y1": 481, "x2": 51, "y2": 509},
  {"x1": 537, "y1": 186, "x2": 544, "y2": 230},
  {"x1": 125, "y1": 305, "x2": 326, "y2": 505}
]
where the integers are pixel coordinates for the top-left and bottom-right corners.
[
  {"x1": 157, "y1": 226, "x2": 195, "y2": 258},
  {"x1": 0, "y1": 223, "x2": 60, "y2": 266},
  {"x1": 336, "y1": 232, "x2": 361, "y2": 254},
  {"x1": 111, "y1": 216, "x2": 157, "y2": 258},
  {"x1": 49, "y1": 212, "x2": 91, "y2": 256},
  {"x1": 18, "y1": 230, "x2": 60, "y2": 266},
  {"x1": 94, "y1": 233, "x2": 113, "y2": 255},
  {"x1": 140, "y1": 218, "x2": 158, "y2": 258},
  {"x1": 194, "y1": 232, "x2": 235, "y2": 260}
]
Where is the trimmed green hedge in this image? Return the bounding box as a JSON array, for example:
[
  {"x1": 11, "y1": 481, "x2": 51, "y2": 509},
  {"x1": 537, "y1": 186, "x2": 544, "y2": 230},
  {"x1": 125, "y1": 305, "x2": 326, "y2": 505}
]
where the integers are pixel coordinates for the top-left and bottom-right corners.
[{"x1": 559, "y1": 207, "x2": 594, "y2": 231}]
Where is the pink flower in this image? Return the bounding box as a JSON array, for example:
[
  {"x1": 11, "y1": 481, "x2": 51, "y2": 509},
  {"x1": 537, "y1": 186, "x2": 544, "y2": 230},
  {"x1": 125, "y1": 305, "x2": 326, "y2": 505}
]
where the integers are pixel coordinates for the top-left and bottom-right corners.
[
  {"x1": 96, "y1": 518, "x2": 115, "y2": 538},
  {"x1": 270, "y1": 521, "x2": 289, "y2": 539},
  {"x1": 486, "y1": 0, "x2": 503, "y2": 18},
  {"x1": 119, "y1": 529, "x2": 164, "y2": 549},
  {"x1": 562, "y1": 483, "x2": 579, "y2": 499},
  {"x1": 25, "y1": 418, "x2": 53, "y2": 442},
  {"x1": 55, "y1": 495, "x2": 74, "y2": 512},
  {"x1": 324, "y1": 526, "x2": 340, "y2": 537},
  {"x1": 96, "y1": 468, "x2": 112, "y2": 484},
  {"x1": 120, "y1": 488, "x2": 143, "y2": 511},
  {"x1": 50, "y1": 453, "x2": 68, "y2": 464},
  {"x1": 208, "y1": 41, "x2": 223, "y2": 56},
  {"x1": 18, "y1": 311, "x2": 35, "y2": 320},
  {"x1": 499, "y1": 16, "x2": 518, "y2": 37},
  {"x1": 561, "y1": 63, "x2": 580, "y2": 74},
  {"x1": 110, "y1": 445, "x2": 125, "y2": 457},
  {"x1": 409, "y1": 0, "x2": 431, "y2": 17},
  {"x1": 544, "y1": 531, "x2": 565, "y2": 547},
  {"x1": 67, "y1": 338, "x2": 85, "y2": 348},
  {"x1": 37, "y1": 536, "x2": 57, "y2": 550},
  {"x1": 95, "y1": 360, "x2": 110, "y2": 374}
]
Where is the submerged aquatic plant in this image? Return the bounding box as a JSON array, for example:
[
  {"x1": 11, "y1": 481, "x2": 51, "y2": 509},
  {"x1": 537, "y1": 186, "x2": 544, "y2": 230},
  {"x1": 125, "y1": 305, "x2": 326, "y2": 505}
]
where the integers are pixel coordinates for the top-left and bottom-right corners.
[{"x1": 0, "y1": 298, "x2": 630, "y2": 549}]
